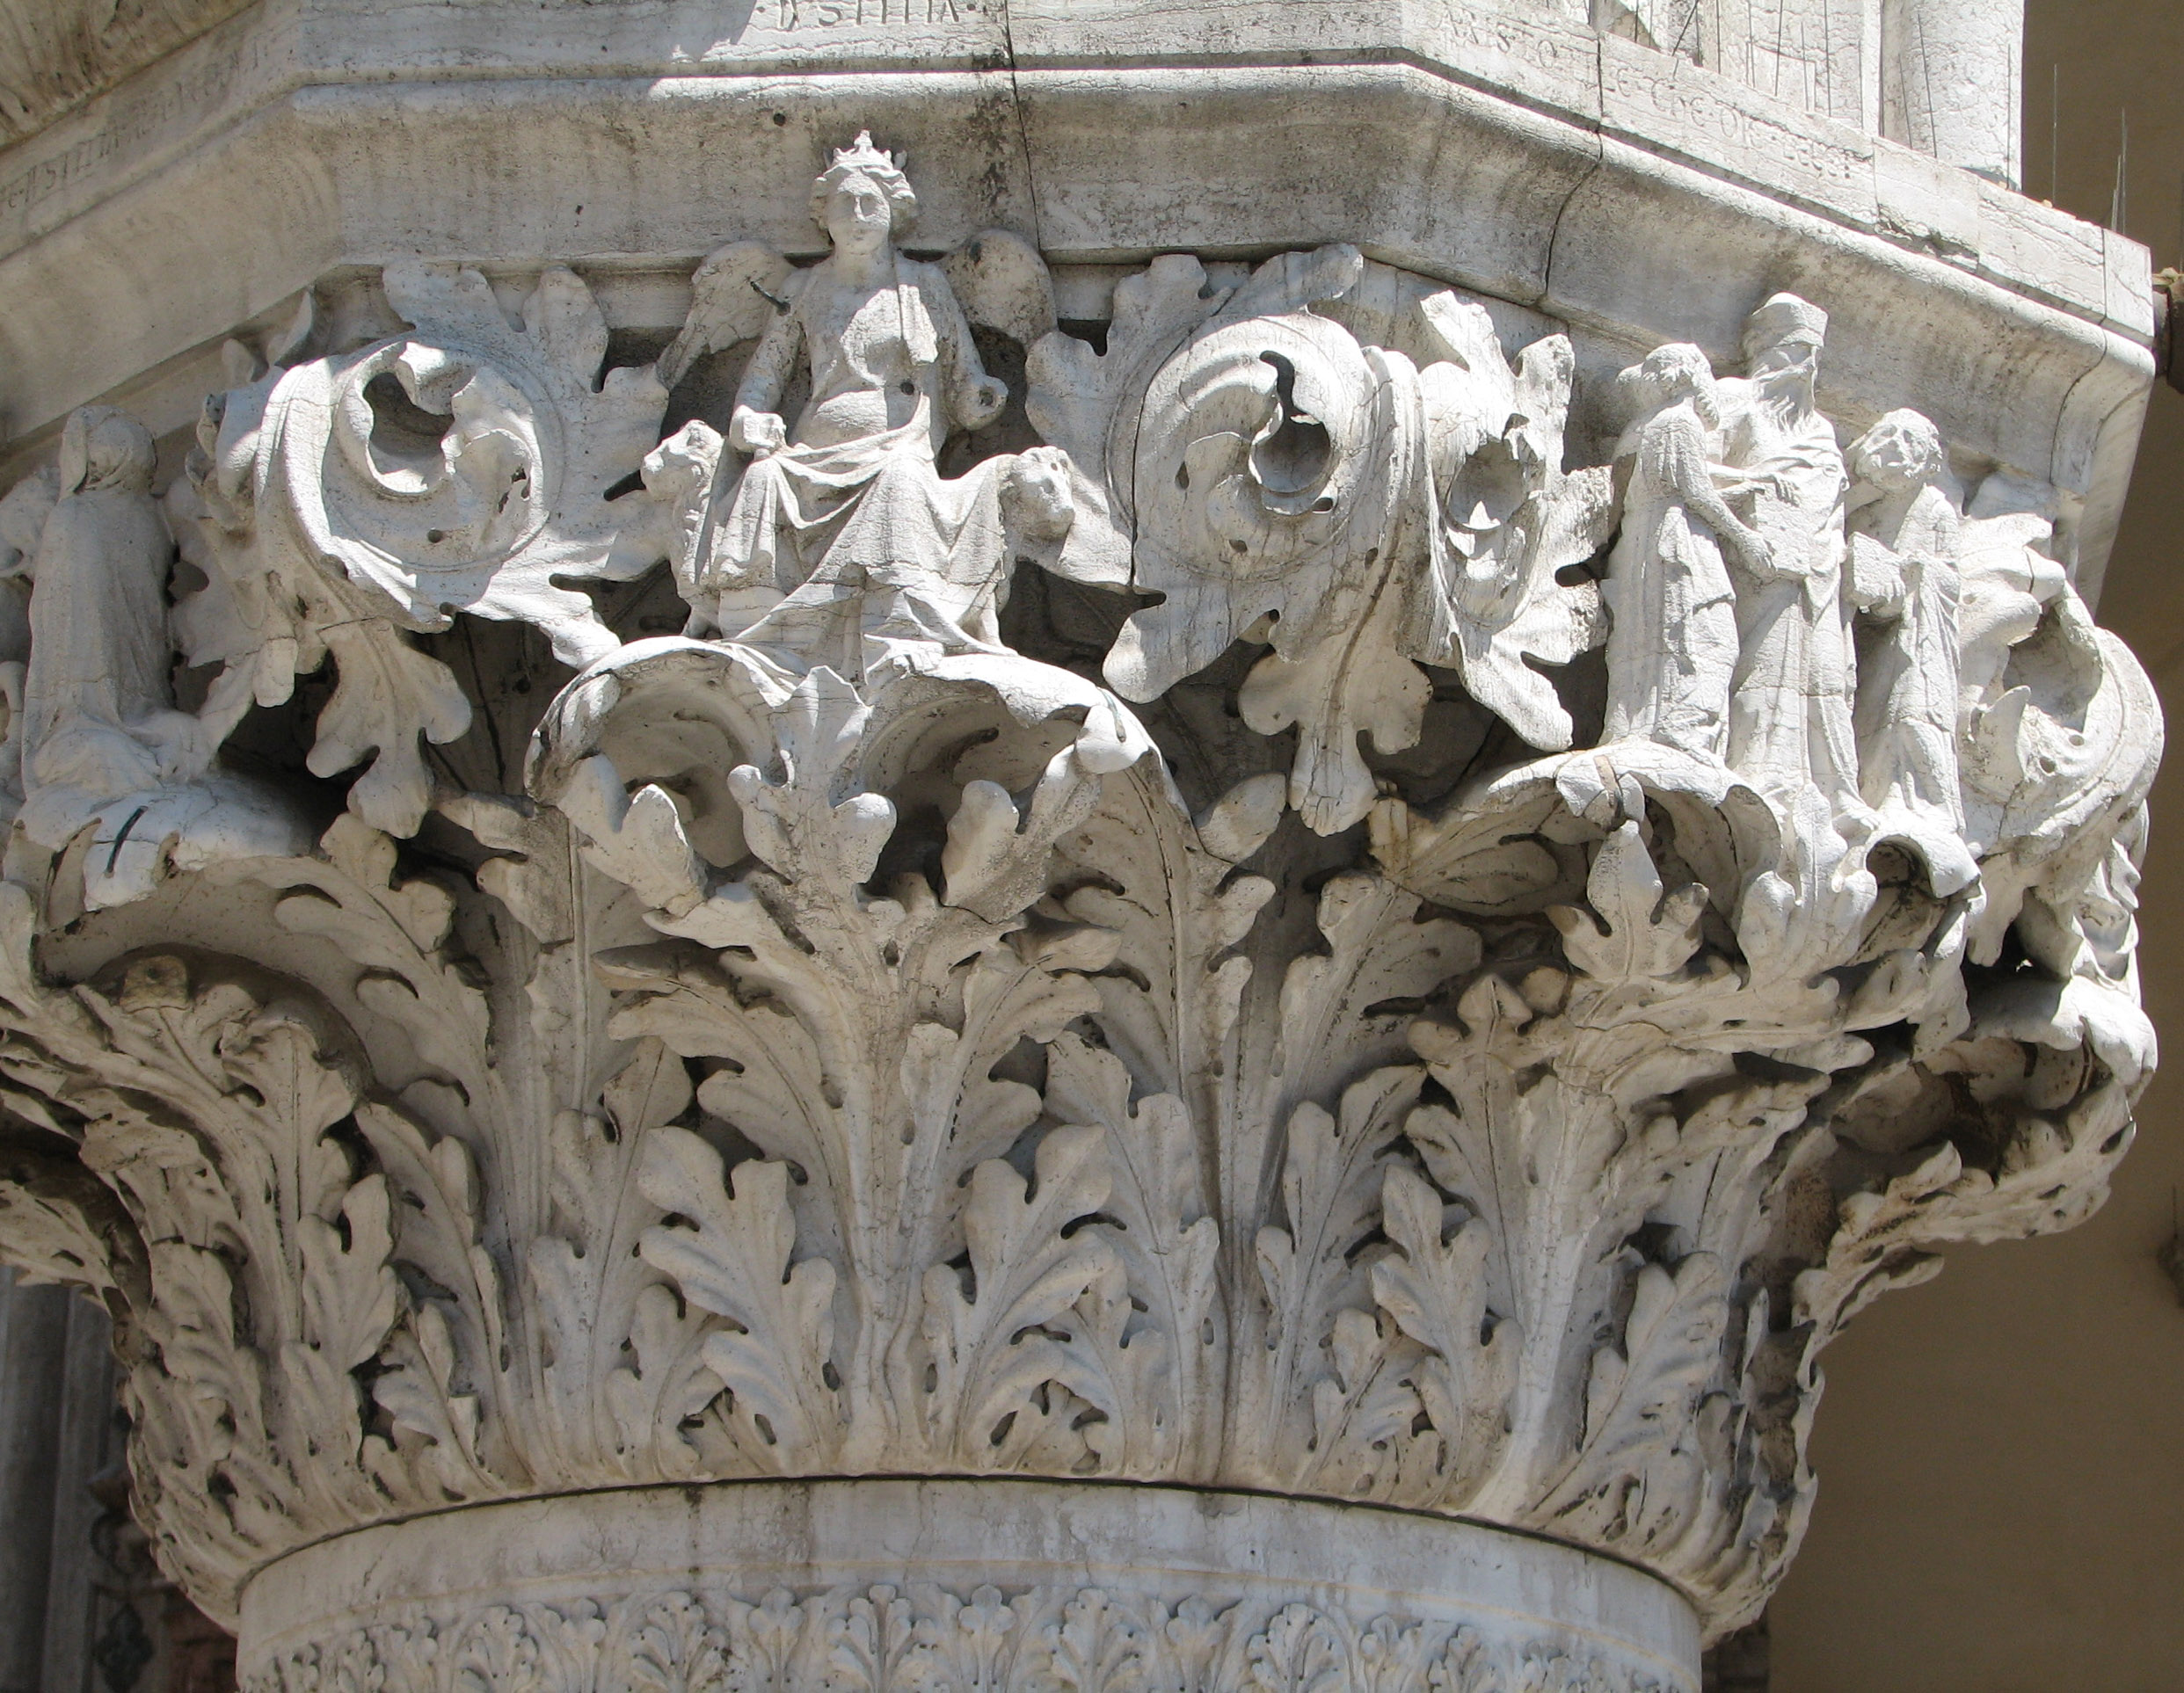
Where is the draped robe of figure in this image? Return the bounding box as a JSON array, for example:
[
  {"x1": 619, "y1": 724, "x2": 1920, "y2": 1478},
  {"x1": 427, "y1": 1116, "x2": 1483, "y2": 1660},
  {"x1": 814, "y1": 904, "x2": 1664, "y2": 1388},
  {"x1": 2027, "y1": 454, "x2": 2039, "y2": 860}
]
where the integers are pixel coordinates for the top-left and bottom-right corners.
[
  {"x1": 703, "y1": 252, "x2": 1016, "y2": 684},
  {"x1": 1714, "y1": 380, "x2": 1863, "y2": 821},
  {"x1": 18, "y1": 411, "x2": 181, "y2": 847},
  {"x1": 1602, "y1": 395, "x2": 1740, "y2": 759},
  {"x1": 1853, "y1": 481, "x2": 1964, "y2": 833}
]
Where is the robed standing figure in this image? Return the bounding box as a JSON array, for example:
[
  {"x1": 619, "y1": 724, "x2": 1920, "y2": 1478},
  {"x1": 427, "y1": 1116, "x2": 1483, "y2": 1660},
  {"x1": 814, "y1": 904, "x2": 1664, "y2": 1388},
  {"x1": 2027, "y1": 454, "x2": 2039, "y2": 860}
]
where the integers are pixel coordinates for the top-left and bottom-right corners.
[
  {"x1": 1714, "y1": 294, "x2": 1867, "y2": 828},
  {"x1": 1602, "y1": 342, "x2": 1771, "y2": 762},
  {"x1": 1846, "y1": 408, "x2": 1972, "y2": 887}
]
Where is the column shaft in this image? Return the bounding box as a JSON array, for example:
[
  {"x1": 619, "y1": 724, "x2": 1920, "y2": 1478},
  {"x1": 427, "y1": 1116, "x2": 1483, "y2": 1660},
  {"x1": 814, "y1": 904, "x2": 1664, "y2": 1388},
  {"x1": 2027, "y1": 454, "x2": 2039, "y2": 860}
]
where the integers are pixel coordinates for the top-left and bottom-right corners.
[
  {"x1": 1885, "y1": 0, "x2": 2025, "y2": 180},
  {"x1": 0, "y1": 1271, "x2": 70, "y2": 1693}
]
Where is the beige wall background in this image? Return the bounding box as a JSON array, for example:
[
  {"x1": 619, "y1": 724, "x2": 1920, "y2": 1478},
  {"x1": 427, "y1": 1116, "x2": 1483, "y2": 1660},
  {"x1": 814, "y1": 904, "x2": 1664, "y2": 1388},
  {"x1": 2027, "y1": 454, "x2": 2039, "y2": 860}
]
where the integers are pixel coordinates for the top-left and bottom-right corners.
[{"x1": 1768, "y1": 3, "x2": 2184, "y2": 1688}]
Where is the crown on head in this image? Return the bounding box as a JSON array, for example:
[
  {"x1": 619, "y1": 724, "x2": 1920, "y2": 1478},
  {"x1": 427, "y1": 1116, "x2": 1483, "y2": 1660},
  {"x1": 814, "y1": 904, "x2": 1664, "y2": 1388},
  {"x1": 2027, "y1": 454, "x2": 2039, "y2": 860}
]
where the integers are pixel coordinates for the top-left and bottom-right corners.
[
  {"x1": 811, "y1": 130, "x2": 918, "y2": 234},
  {"x1": 829, "y1": 131, "x2": 901, "y2": 178}
]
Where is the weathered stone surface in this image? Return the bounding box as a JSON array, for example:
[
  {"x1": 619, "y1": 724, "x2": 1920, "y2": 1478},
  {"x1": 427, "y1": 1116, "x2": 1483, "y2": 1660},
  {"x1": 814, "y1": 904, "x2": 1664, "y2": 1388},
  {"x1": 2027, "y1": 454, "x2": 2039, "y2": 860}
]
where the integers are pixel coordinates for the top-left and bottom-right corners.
[
  {"x1": 0, "y1": 4, "x2": 2157, "y2": 1689},
  {"x1": 0, "y1": 2, "x2": 2144, "y2": 595},
  {"x1": 0, "y1": 0, "x2": 252, "y2": 149},
  {"x1": 241, "y1": 1479, "x2": 1700, "y2": 1693}
]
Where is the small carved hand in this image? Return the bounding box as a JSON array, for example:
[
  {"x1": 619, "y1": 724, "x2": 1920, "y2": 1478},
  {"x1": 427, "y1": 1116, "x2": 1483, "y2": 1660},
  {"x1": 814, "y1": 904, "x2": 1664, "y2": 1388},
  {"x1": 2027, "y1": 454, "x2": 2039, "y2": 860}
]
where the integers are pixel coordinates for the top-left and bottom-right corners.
[
  {"x1": 729, "y1": 407, "x2": 789, "y2": 458},
  {"x1": 1721, "y1": 471, "x2": 1795, "y2": 507},
  {"x1": 691, "y1": 556, "x2": 757, "y2": 600},
  {"x1": 1728, "y1": 526, "x2": 1776, "y2": 579},
  {"x1": 1848, "y1": 541, "x2": 1909, "y2": 618},
  {"x1": 145, "y1": 711, "x2": 216, "y2": 784}
]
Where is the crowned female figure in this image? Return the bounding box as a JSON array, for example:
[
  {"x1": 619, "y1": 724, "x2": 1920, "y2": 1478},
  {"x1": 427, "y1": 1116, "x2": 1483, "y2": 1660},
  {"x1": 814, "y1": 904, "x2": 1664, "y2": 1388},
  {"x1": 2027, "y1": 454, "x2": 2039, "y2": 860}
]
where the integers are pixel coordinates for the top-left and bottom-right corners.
[{"x1": 697, "y1": 134, "x2": 1036, "y2": 687}]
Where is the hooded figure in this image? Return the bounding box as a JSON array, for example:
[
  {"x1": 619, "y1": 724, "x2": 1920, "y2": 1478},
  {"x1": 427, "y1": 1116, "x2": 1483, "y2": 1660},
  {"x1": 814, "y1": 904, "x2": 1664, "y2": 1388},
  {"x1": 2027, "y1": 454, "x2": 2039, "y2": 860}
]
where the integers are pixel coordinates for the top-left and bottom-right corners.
[
  {"x1": 1847, "y1": 409, "x2": 1974, "y2": 890},
  {"x1": 17, "y1": 406, "x2": 197, "y2": 846}
]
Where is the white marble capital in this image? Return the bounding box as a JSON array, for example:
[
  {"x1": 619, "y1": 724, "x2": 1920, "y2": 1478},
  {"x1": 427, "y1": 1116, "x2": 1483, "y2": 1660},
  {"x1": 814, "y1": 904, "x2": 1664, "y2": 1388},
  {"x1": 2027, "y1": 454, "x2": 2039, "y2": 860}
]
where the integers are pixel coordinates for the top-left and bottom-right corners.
[{"x1": 0, "y1": 4, "x2": 2159, "y2": 1680}]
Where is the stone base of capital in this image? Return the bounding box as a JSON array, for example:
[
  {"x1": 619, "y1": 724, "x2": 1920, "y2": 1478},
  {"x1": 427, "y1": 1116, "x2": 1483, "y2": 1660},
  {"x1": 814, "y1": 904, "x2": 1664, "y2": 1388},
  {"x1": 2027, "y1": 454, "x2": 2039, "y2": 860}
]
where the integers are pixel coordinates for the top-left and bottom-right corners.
[{"x1": 238, "y1": 1479, "x2": 1700, "y2": 1693}]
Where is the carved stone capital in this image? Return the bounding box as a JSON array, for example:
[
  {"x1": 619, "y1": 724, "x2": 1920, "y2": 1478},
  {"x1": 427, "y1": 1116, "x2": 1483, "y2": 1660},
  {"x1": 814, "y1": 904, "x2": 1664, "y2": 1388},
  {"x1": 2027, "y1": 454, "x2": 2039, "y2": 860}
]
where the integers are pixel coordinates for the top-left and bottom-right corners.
[{"x1": 0, "y1": 106, "x2": 2157, "y2": 1692}]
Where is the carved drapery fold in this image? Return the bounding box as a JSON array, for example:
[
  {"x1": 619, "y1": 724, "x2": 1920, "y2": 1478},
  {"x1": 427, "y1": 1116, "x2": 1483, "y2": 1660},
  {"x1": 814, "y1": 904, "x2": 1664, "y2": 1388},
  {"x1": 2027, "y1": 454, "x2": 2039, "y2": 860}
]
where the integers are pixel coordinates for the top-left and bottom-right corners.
[{"x1": 0, "y1": 134, "x2": 2156, "y2": 1677}]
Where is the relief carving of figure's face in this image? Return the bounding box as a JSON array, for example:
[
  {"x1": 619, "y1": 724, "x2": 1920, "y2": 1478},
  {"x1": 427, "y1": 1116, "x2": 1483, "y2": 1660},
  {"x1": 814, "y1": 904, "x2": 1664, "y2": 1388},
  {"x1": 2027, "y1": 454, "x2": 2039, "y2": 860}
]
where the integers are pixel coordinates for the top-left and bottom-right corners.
[
  {"x1": 1743, "y1": 333, "x2": 1821, "y2": 395},
  {"x1": 1853, "y1": 432, "x2": 1918, "y2": 493},
  {"x1": 62, "y1": 407, "x2": 157, "y2": 495},
  {"x1": 1634, "y1": 345, "x2": 1718, "y2": 426},
  {"x1": 1853, "y1": 411, "x2": 1944, "y2": 494},
  {"x1": 826, "y1": 171, "x2": 895, "y2": 258},
  {"x1": 1000, "y1": 446, "x2": 1075, "y2": 544}
]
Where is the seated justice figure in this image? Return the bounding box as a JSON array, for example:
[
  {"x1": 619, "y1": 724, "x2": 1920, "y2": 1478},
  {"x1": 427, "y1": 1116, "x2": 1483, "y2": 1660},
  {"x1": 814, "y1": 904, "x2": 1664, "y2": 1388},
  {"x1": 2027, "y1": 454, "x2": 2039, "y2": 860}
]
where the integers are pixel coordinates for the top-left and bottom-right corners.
[{"x1": 695, "y1": 133, "x2": 1067, "y2": 686}]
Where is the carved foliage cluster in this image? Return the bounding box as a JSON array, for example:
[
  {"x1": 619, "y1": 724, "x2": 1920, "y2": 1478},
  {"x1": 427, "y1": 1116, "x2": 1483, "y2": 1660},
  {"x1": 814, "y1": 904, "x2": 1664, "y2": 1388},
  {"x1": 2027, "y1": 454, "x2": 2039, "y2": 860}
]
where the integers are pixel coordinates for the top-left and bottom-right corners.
[
  {"x1": 244, "y1": 1582, "x2": 1667, "y2": 1693},
  {"x1": 0, "y1": 156, "x2": 2158, "y2": 1649},
  {"x1": 174, "y1": 264, "x2": 665, "y2": 838}
]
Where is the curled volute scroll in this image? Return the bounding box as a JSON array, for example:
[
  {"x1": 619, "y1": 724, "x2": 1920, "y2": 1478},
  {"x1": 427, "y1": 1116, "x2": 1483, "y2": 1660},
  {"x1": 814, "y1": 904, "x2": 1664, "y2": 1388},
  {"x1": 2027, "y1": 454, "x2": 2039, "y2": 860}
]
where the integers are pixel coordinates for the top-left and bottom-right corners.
[
  {"x1": 214, "y1": 264, "x2": 667, "y2": 665},
  {"x1": 0, "y1": 130, "x2": 2160, "y2": 1660},
  {"x1": 173, "y1": 264, "x2": 669, "y2": 837},
  {"x1": 1044, "y1": 243, "x2": 1613, "y2": 833}
]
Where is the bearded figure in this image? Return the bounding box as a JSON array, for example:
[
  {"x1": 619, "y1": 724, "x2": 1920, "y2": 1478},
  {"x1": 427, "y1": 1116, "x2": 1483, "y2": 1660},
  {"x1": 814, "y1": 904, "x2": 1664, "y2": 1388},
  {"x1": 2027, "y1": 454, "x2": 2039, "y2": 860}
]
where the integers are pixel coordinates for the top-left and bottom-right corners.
[{"x1": 1714, "y1": 293, "x2": 1867, "y2": 830}]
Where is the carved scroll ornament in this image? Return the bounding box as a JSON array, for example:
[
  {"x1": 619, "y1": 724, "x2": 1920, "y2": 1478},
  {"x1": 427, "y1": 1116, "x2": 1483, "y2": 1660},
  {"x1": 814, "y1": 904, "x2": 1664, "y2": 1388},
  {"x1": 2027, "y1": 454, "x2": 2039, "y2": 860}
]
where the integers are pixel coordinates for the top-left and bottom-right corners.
[{"x1": 0, "y1": 133, "x2": 2158, "y2": 1655}]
